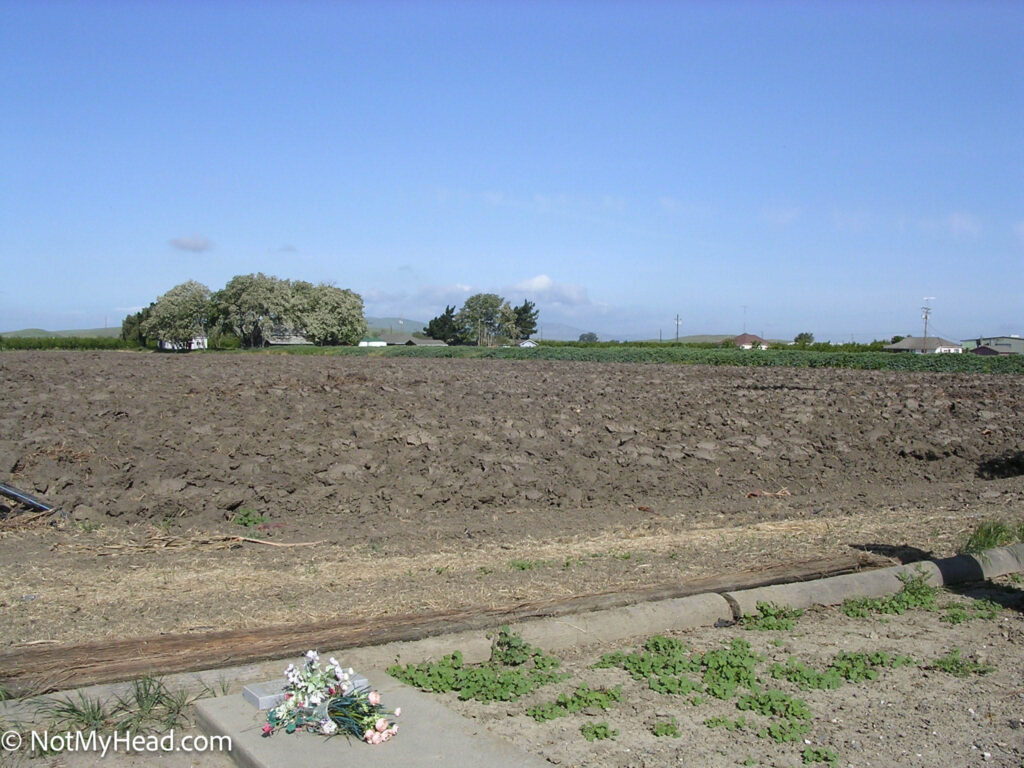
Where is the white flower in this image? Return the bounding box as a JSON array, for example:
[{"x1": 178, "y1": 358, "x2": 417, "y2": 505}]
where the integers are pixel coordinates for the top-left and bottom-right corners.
[
  {"x1": 321, "y1": 719, "x2": 337, "y2": 735},
  {"x1": 329, "y1": 657, "x2": 339, "y2": 667},
  {"x1": 305, "y1": 650, "x2": 319, "y2": 664}
]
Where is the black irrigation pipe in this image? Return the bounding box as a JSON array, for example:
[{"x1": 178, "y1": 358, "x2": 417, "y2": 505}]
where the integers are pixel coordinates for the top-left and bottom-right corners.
[{"x1": 0, "y1": 482, "x2": 54, "y2": 513}]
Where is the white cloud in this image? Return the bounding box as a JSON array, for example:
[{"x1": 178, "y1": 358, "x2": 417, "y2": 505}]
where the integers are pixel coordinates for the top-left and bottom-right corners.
[
  {"x1": 918, "y1": 212, "x2": 982, "y2": 239},
  {"x1": 509, "y1": 274, "x2": 590, "y2": 307},
  {"x1": 945, "y1": 212, "x2": 981, "y2": 238},
  {"x1": 760, "y1": 205, "x2": 803, "y2": 228},
  {"x1": 169, "y1": 235, "x2": 212, "y2": 252},
  {"x1": 362, "y1": 283, "x2": 475, "y2": 321}
]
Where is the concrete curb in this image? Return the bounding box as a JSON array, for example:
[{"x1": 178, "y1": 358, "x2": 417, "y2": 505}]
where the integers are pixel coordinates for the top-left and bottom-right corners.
[{"x1": 725, "y1": 543, "x2": 1024, "y2": 618}]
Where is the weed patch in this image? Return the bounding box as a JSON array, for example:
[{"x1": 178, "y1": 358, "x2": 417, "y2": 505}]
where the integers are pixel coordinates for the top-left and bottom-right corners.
[
  {"x1": 842, "y1": 571, "x2": 938, "y2": 617},
  {"x1": 651, "y1": 717, "x2": 681, "y2": 738},
  {"x1": 802, "y1": 746, "x2": 839, "y2": 766},
  {"x1": 928, "y1": 649, "x2": 992, "y2": 678},
  {"x1": 526, "y1": 683, "x2": 622, "y2": 722},
  {"x1": 580, "y1": 721, "x2": 617, "y2": 741},
  {"x1": 741, "y1": 602, "x2": 804, "y2": 632},
  {"x1": 387, "y1": 627, "x2": 565, "y2": 703}
]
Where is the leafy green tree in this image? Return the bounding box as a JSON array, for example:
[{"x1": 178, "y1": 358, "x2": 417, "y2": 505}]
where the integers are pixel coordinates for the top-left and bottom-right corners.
[
  {"x1": 794, "y1": 332, "x2": 814, "y2": 346},
  {"x1": 209, "y1": 273, "x2": 292, "y2": 348},
  {"x1": 140, "y1": 281, "x2": 211, "y2": 350},
  {"x1": 121, "y1": 303, "x2": 155, "y2": 347},
  {"x1": 293, "y1": 283, "x2": 367, "y2": 346},
  {"x1": 513, "y1": 300, "x2": 539, "y2": 340},
  {"x1": 425, "y1": 305, "x2": 464, "y2": 344},
  {"x1": 456, "y1": 293, "x2": 504, "y2": 346},
  {"x1": 890, "y1": 335, "x2": 906, "y2": 344},
  {"x1": 579, "y1": 332, "x2": 598, "y2": 343}
]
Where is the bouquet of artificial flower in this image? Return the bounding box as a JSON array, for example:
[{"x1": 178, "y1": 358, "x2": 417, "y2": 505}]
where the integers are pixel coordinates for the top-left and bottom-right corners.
[{"x1": 262, "y1": 650, "x2": 400, "y2": 744}]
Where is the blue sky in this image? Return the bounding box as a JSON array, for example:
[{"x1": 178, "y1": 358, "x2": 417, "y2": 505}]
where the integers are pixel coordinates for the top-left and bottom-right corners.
[{"x1": 2, "y1": 1, "x2": 1021, "y2": 341}]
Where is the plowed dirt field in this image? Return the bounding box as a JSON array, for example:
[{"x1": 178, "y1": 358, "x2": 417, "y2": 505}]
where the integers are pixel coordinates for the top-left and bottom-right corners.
[{"x1": 1, "y1": 351, "x2": 1022, "y2": 647}]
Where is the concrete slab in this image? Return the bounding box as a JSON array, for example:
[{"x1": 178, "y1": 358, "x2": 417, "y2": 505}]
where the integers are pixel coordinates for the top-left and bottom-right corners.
[{"x1": 194, "y1": 668, "x2": 550, "y2": 768}]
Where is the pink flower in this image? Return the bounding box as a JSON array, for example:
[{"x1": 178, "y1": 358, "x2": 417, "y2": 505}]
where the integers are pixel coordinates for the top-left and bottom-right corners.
[
  {"x1": 371, "y1": 731, "x2": 382, "y2": 745},
  {"x1": 364, "y1": 729, "x2": 374, "y2": 743},
  {"x1": 389, "y1": 725, "x2": 399, "y2": 736},
  {"x1": 261, "y1": 724, "x2": 273, "y2": 736},
  {"x1": 375, "y1": 717, "x2": 388, "y2": 732},
  {"x1": 394, "y1": 707, "x2": 401, "y2": 717},
  {"x1": 367, "y1": 690, "x2": 381, "y2": 707},
  {"x1": 381, "y1": 730, "x2": 392, "y2": 742}
]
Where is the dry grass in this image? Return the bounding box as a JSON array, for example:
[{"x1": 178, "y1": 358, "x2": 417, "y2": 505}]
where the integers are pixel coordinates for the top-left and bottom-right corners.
[{"x1": 0, "y1": 504, "x2": 987, "y2": 649}]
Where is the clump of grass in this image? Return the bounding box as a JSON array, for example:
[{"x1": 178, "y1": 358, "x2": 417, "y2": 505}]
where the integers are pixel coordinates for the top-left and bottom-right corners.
[
  {"x1": 387, "y1": 626, "x2": 565, "y2": 703},
  {"x1": 35, "y1": 676, "x2": 199, "y2": 734},
  {"x1": 741, "y1": 602, "x2": 803, "y2": 632},
  {"x1": 960, "y1": 519, "x2": 1024, "y2": 555}
]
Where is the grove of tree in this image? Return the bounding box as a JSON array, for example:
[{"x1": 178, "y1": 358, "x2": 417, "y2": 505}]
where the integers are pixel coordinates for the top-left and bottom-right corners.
[{"x1": 425, "y1": 294, "x2": 539, "y2": 345}]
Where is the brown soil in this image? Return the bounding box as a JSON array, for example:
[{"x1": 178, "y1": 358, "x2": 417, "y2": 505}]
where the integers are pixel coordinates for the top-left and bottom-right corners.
[{"x1": 1, "y1": 351, "x2": 1023, "y2": 651}]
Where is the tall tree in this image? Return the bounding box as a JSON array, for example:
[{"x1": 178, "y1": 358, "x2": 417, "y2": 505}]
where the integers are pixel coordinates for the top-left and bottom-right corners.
[
  {"x1": 121, "y1": 303, "x2": 155, "y2": 347},
  {"x1": 140, "y1": 281, "x2": 211, "y2": 349},
  {"x1": 794, "y1": 332, "x2": 814, "y2": 346},
  {"x1": 209, "y1": 273, "x2": 292, "y2": 348},
  {"x1": 456, "y1": 293, "x2": 504, "y2": 346},
  {"x1": 424, "y1": 305, "x2": 463, "y2": 344},
  {"x1": 294, "y1": 283, "x2": 367, "y2": 346},
  {"x1": 512, "y1": 300, "x2": 539, "y2": 340}
]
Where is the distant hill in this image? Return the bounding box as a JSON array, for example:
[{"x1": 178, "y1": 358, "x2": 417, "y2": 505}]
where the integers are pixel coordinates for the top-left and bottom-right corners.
[{"x1": 1, "y1": 327, "x2": 122, "y2": 338}]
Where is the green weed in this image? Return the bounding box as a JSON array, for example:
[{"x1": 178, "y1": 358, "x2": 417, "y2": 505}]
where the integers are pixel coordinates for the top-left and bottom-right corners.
[
  {"x1": 231, "y1": 507, "x2": 266, "y2": 527},
  {"x1": 929, "y1": 649, "x2": 992, "y2": 678},
  {"x1": 842, "y1": 570, "x2": 938, "y2": 617},
  {"x1": 802, "y1": 746, "x2": 839, "y2": 767},
  {"x1": 580, "y1": 721, "x2": 617, "y2": 741},
  {"x1": 387, "y1": 627, "x2": 565, "y2": 703},
  {"x1": 741, "y1": 602, "x2": 803, "y2": 632},
  {"x1": 526, "y1": 684, "x2": 622, "y2": 722},
  {"x1": 509, "y1": 559, "x2": 545, "y2": 571},
  {"x1": 651, "y1": 717, "x2": 681, "y2": 738}
]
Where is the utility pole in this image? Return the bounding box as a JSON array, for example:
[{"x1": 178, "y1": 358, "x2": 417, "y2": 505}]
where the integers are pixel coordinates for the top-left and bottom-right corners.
[
  {"x1": 921, "y1": 297, "x2": 935, "y2": 352},
  {"x1": 742, "y1": 305, "x2": 748, "y2": 333},
  {"x1": 675, "y1": 314, "x2": 681, "y2": 343}
]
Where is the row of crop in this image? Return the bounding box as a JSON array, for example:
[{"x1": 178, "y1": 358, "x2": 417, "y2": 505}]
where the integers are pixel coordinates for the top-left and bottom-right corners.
[
  {"x1": 6, "y1": 339, "x2": 1024, "y2": 373},
  {"x1": 0, "y1": 336, "x2": 131, "y2": 351},
  {"x1": 264, "y1": 344, "x2": 1024, "y2": 373}
]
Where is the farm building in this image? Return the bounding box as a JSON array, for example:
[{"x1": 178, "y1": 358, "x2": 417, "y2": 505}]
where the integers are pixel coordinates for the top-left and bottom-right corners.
[
  {"x1": 728, "y1": 333, "x2": 769, "y2": 350},
  {"x1": 883, "y1": 336, "x2": 962, "y2": 354},
  {"x1": 378, "y1": 333, "x2": 447, "y2": 346},
  {"x1": 960, "y1": 335, "x2": 1024, "y2": 355},
  {"x1": 519, "y1": 339, "x2": 539, "y2": 348},
  {"x1": 158, "y1": 336, "x2": 208, "y2": 351}
]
